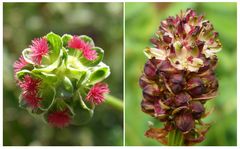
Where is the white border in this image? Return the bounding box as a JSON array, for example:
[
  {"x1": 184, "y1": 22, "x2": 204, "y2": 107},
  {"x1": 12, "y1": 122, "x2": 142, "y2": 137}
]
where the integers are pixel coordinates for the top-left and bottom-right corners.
[
  {"x1": 123, "y1": 1, "x2": 126, "y2": 147},
  {"x1": 1, "y1": 0, "x2": 239, "y2": 148}
]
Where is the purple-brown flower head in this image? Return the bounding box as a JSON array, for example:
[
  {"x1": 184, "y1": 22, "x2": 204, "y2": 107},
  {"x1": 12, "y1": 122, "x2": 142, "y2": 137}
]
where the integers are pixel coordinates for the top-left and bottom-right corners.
[{"x1": 140, "y1": 9, "x2": 221, "y2": 145}]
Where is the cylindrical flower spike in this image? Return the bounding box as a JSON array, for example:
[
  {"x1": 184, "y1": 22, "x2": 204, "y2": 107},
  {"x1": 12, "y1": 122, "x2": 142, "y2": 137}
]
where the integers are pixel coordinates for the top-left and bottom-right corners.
[
  {"x1": 14, "y1": 32, "x2": 110, "y2": 127},
  {"x1": 140, "y1": 9, "x2": 221, "y2": 145}
]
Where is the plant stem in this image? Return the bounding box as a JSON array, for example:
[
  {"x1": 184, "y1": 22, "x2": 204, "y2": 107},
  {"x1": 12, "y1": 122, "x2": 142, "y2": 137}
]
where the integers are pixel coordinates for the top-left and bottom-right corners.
[
  {"x1": 105, "y1": 94, "x2": 123, "y2": 111},
  {"x1": 168, "y1": 129, "x2": 184, "y2": 146}
]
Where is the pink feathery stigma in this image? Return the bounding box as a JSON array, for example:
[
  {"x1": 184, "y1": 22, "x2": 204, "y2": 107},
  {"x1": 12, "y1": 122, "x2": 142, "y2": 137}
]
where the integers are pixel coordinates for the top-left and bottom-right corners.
[
  {"x1": 30, "y1": 38, "x2": 49, "y2": 65},
  {"x1": 68, "y1": 36, "x2": 97, "y2": 60},
  {"x1": 83, "y1": 48, "x2": 98, "y2": 60},
  {"x1": 14, "y1": 56, "x2": 28, "y2": 74},
  {"x1": 86, "y1": 83, "x2": 110, "y2": 105},
  {"x1": 18, "y1": 75, "x2": 41, "y2": 94},
  {"x1": 22, "y1": 93, "x2": 42, "y2": 108},
  {"x1": 47, "y1": 109, "x2": 71, "y2": 128},
  {"x1": 19, "y1": 75, "x2": 42, "y2": 108}
]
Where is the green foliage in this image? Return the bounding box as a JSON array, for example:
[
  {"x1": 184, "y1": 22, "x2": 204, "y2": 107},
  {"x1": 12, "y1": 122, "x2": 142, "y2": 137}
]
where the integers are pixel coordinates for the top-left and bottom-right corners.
[{"x1": 125, "y1": 2, "x2": 237, "y2": 146}]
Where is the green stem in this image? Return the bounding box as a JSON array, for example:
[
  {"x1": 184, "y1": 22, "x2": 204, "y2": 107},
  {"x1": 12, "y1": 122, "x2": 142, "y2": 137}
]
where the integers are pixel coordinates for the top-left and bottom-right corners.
[
  {"x1": 168, "y1": 129, "x2": 184, "y2": 146},
  {"x1": 105, "y1": 94, "x2": 123, "y2": 111}
]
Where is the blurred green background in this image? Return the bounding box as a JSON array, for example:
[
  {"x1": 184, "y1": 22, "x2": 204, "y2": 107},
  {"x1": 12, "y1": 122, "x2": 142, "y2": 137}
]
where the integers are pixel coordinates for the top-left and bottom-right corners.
[
  {"x1": 125, "y1": 2, "x2": 237, "y2": 146},
  {"x1": 3, "y1": 3, "x2": 123, "y2": 146}
]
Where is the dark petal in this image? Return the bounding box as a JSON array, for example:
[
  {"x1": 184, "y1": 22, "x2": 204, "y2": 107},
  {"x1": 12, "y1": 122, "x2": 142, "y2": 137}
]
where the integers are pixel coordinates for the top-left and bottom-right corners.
[
  {"x1": 139, "y1": 74, "x2": 151, "y2": 89},
  {"x1": 158, "y1": 60, "x2": 178, "y2": 74},
  {"x1": 143, "y1": 85, "x2": 161, "y2": 101},
  {"x1": 201, "y1": 74, "x2": 218, "y2": 93},
  {"x1": 187, "y1": 77, "x2": 205, "y2": 97},
  {"x1": 150, "y1": 37, "x2": 159, "y2": 46},
  {"x1": 144, "y1": 60, "x2": 157, "y2": 80},
  {"x1": 170, "y1": 73, "x2": 184, "y2": 84},
  {"x1": 170, "y1": 83, "x2": 183, "y2": 94},
  {"x1": 174, "y1": 92, "x2": 191, "y2": 106},
  {"x1": 189, "y1": 26, "x2": 201, "y2": 36},
  {"x1": 175, "y1": 113, "x2": 194, "y2": 133},
  {"x1": 177, "y1": 21, "x2": 185, "y2": 34},
  {"x1": 196, "y1": 40, "x2": 205, "y2": 53},
  {"x1": 168, "y1": 73, "x2": 185, "y2": 93},
  {"x1": 163, "y1": 35, "x2": 172, "y2": 43},
  {"x1": 190, "y1": 101, "x2": 205, "y2": 119},
  {"x1": 153, "y1": 101, "x2": 167, "y2": 119},
  {"x1": 141, "y1": 99, "x2": 155, "y2": 115}
]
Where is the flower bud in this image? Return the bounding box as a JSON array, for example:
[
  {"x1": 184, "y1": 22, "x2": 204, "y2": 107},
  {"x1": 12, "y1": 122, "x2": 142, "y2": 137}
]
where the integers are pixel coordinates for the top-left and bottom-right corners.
[
  {"x1": 144, "y1": 60, "x2": 157, "y2": 80},
  {"x1": 174, "y1": 92, "x2": 191, "y2": 107},
  {"x1": 187, "y1": 77, "x2": 205, "y2": 97},
  {"x1": 143, "y1": 84, "x2": 161, "y2": 101},
  {"x1": 175, "y1": 113, "x2": 194, "y2": 133},
  {"x1": 168, "y1": 73, "x2": 185, "y2": 94},
  {"x1": 190, "y1": 101, "x2": 205, "y2": 119}
]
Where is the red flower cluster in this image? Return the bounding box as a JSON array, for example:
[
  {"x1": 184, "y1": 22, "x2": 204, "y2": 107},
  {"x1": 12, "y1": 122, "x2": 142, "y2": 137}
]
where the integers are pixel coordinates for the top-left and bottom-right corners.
[
  {"x1": 30, "y1": 38, "x2": 49, "y2": 64},
  {"x1": 18, "y1": 75, "x2": 42, "y2": 108},
  {"x1": 47, "y1": 109, "x2": 71, "y2": 128},
  {"x1": 68, "y1": 36, "x2": 97, "y2": 60},
  {"x1": 13, "y1": 56, "x2": 28, "y2": 74},
  {"x1": 86, "y1": 83, "x2": 110, "y2": 105}
]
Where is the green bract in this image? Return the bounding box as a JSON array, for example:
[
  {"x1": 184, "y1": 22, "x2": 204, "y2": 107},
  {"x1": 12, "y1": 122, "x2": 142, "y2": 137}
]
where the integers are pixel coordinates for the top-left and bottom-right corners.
[{"x1": 16, "y1": 32, "x2": 110, "y2": 125}]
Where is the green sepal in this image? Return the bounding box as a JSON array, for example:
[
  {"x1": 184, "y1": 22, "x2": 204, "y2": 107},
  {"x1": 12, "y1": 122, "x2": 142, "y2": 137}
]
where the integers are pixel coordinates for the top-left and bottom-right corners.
[
  {"x1": 79, "y1": 35, "x2": 95, "y2": 47},
  {"x1": 56, "y1": 76, "x2": 74, "y2": 101},
  {"x1": 33, "y1": 72, "x2": 58, "y2": 84},
  {"x1": 31, "y1": 49, "x2": 63, "y2": 73},
  {"x1": 16, "y1": 69, "x2": 31, "y2": 80},
  {"x1": 71, "y1": 92, "x2": 94, "y2": 125},
  {"x1": 39, "y1": 85, "x2": 56, "y2": 111},
  {"x1": 19, "y1": 94, "x2": 28, "y2": 109},
  {"x1": 46, "y1": 32, "x2": 63, "y2": 63},
  {"x1": 22, "y1": 48, "x2": 34, "y2": 64},
  {"x1": 79, "y1": 47, "x2": 104, "y2": 67},
  {"x1": 62, "y1": 34, "x2": 72, "y2": 47},
  {"x1": 87, "y1": 62, "x2": 110, "y2": 85},
  {"x1": 66, "y1": 64, "x2": 87, "y2": 81}
]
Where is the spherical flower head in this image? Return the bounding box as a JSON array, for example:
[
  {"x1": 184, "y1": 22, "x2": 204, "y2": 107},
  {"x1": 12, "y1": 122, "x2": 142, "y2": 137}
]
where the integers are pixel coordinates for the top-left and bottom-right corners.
[
  {"x1": 144, "y1": 9, "x2": 222, "y2": 72},
  {"x1": 13, "y1": 56, "x2": 28, "y2": 74},
  {"x1": 47, "y1": 109, "x2": 71, "y2": 128},
  {"x1": 30, "y1": 38, "x2": 49, "y2": 65},
  {"x1": 68, "y1": 36, "x2": 97, "y2": 60},
  {"x1": 86, "y1": 83, "x2": 110, "y2": 105}
]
